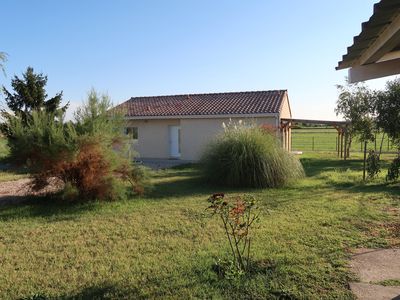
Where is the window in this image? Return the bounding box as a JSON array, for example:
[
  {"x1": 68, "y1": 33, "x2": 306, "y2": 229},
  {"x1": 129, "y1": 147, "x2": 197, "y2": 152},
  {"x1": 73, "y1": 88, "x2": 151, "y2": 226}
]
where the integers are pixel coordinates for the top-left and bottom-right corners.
[{"x1": 125, "y1": 127, "x2": 138, "y2": 140}]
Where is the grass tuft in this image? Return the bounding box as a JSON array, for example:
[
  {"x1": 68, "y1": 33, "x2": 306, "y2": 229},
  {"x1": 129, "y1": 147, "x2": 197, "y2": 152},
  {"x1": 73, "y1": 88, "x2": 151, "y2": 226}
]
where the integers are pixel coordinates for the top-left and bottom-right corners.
[{"x1": 201, "y1": 125, "x2": 304, "y2": 188}]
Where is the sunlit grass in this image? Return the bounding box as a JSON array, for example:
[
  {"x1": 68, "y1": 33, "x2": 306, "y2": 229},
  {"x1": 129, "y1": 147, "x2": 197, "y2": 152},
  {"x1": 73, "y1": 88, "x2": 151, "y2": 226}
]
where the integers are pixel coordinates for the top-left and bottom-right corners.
[{"x1": 0, "y1": 154, "x2": 399, "y2": 299}]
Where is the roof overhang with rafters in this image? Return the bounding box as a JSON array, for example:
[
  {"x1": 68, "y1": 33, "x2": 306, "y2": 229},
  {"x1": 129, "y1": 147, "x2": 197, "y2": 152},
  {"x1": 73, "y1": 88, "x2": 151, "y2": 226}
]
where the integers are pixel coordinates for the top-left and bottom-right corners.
[{"x1": 336, "y1": 0, "x2": 400, "y2": 83}]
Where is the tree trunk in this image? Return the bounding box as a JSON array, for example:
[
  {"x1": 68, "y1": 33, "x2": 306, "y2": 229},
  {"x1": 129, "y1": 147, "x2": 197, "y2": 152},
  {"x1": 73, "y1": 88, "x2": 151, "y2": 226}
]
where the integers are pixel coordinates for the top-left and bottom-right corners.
[
  {"x1": 378, "y1": 132, "x2": 385, "y2": 158},
  {"x1": 363, "y1": 141, "x2": 368, "y2": 181},
  {"x1": 346, "y1": 135, "x2": 352, "y2": 158}
]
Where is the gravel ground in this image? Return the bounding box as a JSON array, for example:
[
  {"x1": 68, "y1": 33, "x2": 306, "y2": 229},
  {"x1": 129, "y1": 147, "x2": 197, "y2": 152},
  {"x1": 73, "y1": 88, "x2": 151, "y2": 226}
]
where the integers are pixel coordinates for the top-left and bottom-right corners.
[{"x1": 0, "y1": 177, "x2": 62, "y2": 206}]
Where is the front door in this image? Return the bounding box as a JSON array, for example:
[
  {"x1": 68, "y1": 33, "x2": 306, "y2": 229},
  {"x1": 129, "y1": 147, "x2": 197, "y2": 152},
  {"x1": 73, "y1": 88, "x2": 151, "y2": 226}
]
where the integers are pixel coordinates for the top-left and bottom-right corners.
[{"x1": 169, "y1": 126, "x2": 181, "y2": 158}]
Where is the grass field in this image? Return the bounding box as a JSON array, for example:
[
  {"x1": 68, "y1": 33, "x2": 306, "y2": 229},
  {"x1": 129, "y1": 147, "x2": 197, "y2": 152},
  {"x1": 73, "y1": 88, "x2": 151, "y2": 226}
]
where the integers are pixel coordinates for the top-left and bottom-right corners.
[
  {"x1": 0, "y1": 153, "x2": 399, "y2": 299},
  {"x1": 292, "y1": 128, "x2": 398, "y2": 153}
]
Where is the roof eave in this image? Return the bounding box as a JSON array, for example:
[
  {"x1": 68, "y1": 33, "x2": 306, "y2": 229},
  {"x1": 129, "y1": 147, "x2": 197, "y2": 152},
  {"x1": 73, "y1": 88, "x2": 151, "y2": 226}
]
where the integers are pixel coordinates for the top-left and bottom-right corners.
[
  {"x1": 125, "y1": 112, "x2": 280, "y2": 120},
  {"x1": 336, "y1": 0, "x2": 400, "y2": 72}
]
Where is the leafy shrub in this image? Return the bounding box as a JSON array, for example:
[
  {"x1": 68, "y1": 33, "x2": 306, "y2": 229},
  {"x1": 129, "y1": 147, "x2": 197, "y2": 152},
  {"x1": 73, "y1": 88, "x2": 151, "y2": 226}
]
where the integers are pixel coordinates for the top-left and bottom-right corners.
[
  {"x1": 207, "y1": 193, "x2": 260, "y2": 275},
  {"x1": 201, "y1": 121, "x2": 304, "y2": 188},
  {"x1": 0, "y1": 136, "x2": 9, "y2": 159},
  {"x1": 366, "y1": 150, "x2": 380, "y2": 179},
  {"x1": 5, "y1": 90, "x2": 146, "y2": 201},
  {"x1": 387, "y1": 155, "x2": 400, "y2": 182},
  {"x1": 52, "y1": 138, "x2": 130, "y2": 200},
  {"x1": 6, "y1": 110, "x2": 77, "y2": 171}
]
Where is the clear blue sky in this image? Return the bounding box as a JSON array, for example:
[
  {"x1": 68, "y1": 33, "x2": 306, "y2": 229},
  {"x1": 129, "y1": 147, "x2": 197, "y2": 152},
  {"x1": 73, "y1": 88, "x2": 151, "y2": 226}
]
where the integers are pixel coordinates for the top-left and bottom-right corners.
[{"x1": 1, "y1": 0, "x2": 392, "y2": 120}]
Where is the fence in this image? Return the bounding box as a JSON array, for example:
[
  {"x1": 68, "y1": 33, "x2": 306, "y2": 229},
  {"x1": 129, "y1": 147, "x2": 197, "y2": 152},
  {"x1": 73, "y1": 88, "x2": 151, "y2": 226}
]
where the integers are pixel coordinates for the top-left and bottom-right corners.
[{"x1": 291, "y1": 128, "x2": 397, "y2": 153}]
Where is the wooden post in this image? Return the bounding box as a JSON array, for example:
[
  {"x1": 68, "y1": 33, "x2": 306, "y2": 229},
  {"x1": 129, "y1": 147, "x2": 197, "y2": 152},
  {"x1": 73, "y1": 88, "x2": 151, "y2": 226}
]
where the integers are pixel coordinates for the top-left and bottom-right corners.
[
  {"x1": 286, "y1": 127, "x2": 289, "y2": 151},
  {"x1": 340, "y1": 131, "x2": 344, "y2": 158},
  {"x1": 344, "y1": 126, "x2": 350, "y2": 160},
  {"x1": 363, "y1": 141, "x2": 368, "y2": 181},
  {"x1": 337, "y1": 132, "x2": 340, "y2": 157},
  {"x1": 336, "y1": 137, "x2": 338, "y2": 152},
  {"x1": 290, "y1": 127, "x2": 293, "y2": 152},
  {"x1": 344, "y1": 131, "x2": 348, "y2": 161}
]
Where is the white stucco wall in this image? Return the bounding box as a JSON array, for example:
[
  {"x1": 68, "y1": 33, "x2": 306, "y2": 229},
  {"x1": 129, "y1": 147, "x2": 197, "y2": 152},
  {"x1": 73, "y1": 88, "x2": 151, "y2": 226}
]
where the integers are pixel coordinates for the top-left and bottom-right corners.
[
  {"x1": 126, "y1": 119, "x2": 180, "y2": 159},
  {"x1": 180, "y1": 116, "x2": 277, "y2": 160}
]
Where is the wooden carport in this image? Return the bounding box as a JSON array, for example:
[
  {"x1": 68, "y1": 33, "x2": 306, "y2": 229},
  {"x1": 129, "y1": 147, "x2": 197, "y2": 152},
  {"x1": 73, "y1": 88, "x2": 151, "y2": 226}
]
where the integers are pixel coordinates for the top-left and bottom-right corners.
[{"x1": 280, "y1": 118, "x2": 351, "y2": 160}]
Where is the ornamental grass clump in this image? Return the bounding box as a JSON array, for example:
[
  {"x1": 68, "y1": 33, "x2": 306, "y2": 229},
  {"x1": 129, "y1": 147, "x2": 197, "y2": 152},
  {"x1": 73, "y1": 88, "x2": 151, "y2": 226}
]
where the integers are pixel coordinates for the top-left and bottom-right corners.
[{"x1": 201, "y1": 120, "x2": 304, "y2": 188}]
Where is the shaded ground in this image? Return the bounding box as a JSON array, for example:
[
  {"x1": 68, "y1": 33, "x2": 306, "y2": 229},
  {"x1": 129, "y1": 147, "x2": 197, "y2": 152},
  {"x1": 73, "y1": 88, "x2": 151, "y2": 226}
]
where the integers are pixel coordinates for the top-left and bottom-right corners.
[{"x1": 139, "y1": 158, "x2": 195, "y2": 170}]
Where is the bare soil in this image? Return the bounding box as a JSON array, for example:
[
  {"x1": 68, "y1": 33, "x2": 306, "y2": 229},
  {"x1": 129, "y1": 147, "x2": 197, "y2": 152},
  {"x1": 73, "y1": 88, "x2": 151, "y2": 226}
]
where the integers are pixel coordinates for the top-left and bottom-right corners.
[{"x1": 0, "y1": 177, "x2": 62, "y2": 206}]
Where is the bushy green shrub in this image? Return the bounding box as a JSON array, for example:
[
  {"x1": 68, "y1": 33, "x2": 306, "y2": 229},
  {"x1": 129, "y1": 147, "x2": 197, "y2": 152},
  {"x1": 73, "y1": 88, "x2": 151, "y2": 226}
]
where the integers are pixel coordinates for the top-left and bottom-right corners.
[
  {"x1": 200, "y1": 121, "x2": 304, "y2": 188},
  {"x1": 4, "y1": 90, "x2": 146, "y2": 201},
  {"x1": 0, "y1": 136, "x2": 9, "y2": 159},
  {"x1": 366, "y1": 150, "x2": 381, "y2": 179},
  {"x1": 387, "y1": 155, "x2": 400, "y2": 182},
  {"x1": 6, "y1": 111, "x2": 77, "y2": 169}
]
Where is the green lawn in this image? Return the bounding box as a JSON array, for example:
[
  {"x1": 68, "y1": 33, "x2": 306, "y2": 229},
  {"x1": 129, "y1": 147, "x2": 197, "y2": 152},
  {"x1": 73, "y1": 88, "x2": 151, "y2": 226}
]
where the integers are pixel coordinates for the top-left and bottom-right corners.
[{"x1": 0, "y1": 153, "x2": 399, "y2": 299}]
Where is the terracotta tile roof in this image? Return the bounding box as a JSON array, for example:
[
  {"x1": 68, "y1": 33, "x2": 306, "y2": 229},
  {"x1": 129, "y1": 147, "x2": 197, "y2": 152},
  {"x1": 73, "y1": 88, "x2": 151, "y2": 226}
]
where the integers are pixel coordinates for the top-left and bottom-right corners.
[{"x1": 119, "y1": 90, "x2": 287, "y2": 117}]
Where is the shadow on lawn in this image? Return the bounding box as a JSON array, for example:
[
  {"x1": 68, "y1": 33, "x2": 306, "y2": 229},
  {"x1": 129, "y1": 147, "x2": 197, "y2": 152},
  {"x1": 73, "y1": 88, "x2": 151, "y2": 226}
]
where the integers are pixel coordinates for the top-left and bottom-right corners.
[
  {"x1": 60, "y1": 285, "x2": 145, "y2": 300},
  {"x1": 300, "y1": 157, "x2": 363, "y2": 177},
  {"x1": 300, "y1": 157, "x2": 400, "y2": 196},
  {"x1": 21, "y1": 284, "x2": 146, "y2": 300},
  {"x1": 145, "y1": 168, "x2": 254, "y2": 200},
  {"x1": 1, "y1": 157, "x2": 398, "y2": 222},
  {"x1": 334, "y1": 182, "x2": 400, "y2": 197},
  {"x1": 0, "y1": 195, "x2": 100, "y2": 222}
]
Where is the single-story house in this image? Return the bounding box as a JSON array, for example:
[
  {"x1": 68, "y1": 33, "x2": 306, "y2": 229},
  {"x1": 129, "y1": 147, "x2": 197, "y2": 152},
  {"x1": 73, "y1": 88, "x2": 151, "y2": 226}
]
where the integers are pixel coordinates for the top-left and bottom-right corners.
[
  {"x1": 337, "y1": 0, "x2": 400, "y2": 82},
  {"x1": 118, "y1": 90, "x2": 292, "y2": 161}
]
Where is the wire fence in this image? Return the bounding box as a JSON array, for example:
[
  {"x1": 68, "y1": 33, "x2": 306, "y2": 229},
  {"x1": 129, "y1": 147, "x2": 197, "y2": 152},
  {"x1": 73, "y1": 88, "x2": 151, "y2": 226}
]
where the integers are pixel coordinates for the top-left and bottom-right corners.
[{"x1": 291, "y1": 128, "x2": 398, "y2": 153}]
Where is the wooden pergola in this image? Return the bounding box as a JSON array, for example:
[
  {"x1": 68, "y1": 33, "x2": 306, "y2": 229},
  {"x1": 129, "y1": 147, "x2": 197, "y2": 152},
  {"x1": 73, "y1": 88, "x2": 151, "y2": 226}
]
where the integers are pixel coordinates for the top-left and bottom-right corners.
[{"x1": 280, "y1": 118, "x2": 351, "y2": 159}]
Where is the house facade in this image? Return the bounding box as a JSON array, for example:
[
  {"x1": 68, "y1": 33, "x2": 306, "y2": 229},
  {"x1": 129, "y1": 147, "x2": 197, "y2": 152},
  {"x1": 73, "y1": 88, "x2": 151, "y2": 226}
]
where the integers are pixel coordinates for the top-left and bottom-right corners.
[{"x1": 118, "y1": 90, "x2": 292, "y2": 161}]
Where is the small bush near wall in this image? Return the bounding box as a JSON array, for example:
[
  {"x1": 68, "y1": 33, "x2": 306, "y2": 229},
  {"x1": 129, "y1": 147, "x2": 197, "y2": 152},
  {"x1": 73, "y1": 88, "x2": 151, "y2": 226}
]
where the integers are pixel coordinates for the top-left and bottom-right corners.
[{"x1": 200, "y1": 121, "x2": 304, "y2": 188}]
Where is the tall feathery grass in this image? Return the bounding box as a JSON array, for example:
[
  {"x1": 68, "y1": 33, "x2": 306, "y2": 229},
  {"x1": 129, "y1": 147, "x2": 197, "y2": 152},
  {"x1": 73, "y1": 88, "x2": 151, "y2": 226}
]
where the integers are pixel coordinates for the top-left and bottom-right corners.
[{"x1": 200, "y1": 120, "x2": 304, "y2": 188}]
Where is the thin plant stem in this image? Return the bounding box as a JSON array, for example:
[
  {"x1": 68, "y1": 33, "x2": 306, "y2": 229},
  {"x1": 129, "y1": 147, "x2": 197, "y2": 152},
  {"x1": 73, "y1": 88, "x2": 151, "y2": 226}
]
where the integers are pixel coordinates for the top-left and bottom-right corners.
[{"x1": 221, "y1": 215, "x2": 237, "y2": 264}]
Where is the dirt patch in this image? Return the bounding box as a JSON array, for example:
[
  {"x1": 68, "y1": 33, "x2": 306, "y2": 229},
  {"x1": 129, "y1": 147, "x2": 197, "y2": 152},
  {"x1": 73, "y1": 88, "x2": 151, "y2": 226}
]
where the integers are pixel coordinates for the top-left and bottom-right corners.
[
  {"x1": 0, "y1": 178, "x2": 62, "y2": 205},
  {"x1": 381, "y1": 222, "x2": 400, "y2": 247},
  {"x1": 367, "y1": 220, "x2": 400, "y2": 247}
]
